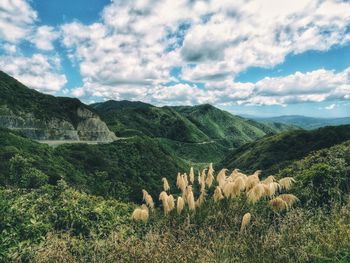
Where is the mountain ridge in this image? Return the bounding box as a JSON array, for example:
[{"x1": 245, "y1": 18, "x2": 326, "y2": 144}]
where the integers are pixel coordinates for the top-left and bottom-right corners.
[{"x1": 252, "y1": 115, "x2": 350, "y2": 130}]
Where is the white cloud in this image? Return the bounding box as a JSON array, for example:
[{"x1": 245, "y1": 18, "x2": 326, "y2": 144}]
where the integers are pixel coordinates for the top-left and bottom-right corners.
[
  {"x1": 0, "y1": 0, "x2": 37, "y2": 42},
  {"x1": 30, "y1": 26, "x2": 59, "y2": 50},
  {"x1": 325, "y1": 104, "x2": 336, "y2": 110},
  {"x1": 0, "y1": 54, "x2": 67, "y2": 93},
  {"x1": 59, "y1": 0, "x2": 350, "y2": 105},
  {"x1": 143, "y1": 67, "x2": 350, "y2": 106},
  {"x1": 0, "y1": 0, "x2": 59, "y2": 51},
  {"x1": 71, "y1": 87, "x2": 85, "y2": 97},
  {"x1": 2, "y1": 43, "x2": 17, "y2": 53}
]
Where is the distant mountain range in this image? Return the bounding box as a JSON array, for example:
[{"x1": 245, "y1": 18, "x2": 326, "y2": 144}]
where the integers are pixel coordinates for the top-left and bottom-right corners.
[{"x1": 251, "y1": 115, "x2": 350, "y2": 130}]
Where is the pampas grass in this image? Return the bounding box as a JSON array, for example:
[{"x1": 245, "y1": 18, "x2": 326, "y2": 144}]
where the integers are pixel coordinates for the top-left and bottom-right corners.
[
  {"x1": 177, "y1": 196, "x2": 184, "y2": 215},
  {"x1": 183, "y1": 173, "x2": 189, "y2": 186},
  {"x1": 269, "y1": 197, "x2": 288, "y2": 212},
  {"x1": 131, "y1": 204, "x2": 149, "y2": 222},
  {"x1": 187, "y1": 186, "x2": 196, "y2": 211},
  {"x1": 278, "y1": 177, "x2": 296, "y2": 190},
  {"x1": 159, "y1": 191, "x2": 170, "y2": 215},
  {"x1": 162, "y1": 177, "x2": 170, "y2": 192},
  {"x1": 213, "y1": 186, "x2": 224, "y2": 202},
  {"x1": 196, "y1": 189, "x2": 207, "y2": 207},
  {"x1": 133, "y1": 166, "x2": 299, "y2": 230},
  {"x1": 234, "y1": 177, "x2": 246, "y2": 191},
  {"x1": 262, "y1": 175, "x2": 276, "y2": 184},
  {"x1": 189, "y1": 167, "x2": 195, "y2": 184},
  {"x1": 177, "y1": 174, "x2": 186, "y2": 192},
  {"x1": 217, "y1": 168, "x2": 228, "y2": 188},
  {"x1": 263, "y1": 182, "x2": 280, "y2": 197},
  {"x1": 200, "y1": 169, "x2": 207, "y2": 186},
  {"x1": 240, "y1": 212, "x2": 251, "y2": 233},
  {"x1": 206, "y1": 163, "x2": 214, "y2": 188},
  {"x1": 142, "y1": 189, "x2": 154, "y2": 209},
  {"x1": 247, "y1": 184, "x2": 265, "y2": 203},
  {"x1": 206, "y1": 170, "x2": 214, "y2": 188},
  {"x1": 245, "y1": 174, "x2": 260, "y2": 191},
  {"x1": 278, "y1": 194, "x2": 299, "y2": 208},
  {"x1": 167, "y1": 194, "x2": 175, "y2": 211}
]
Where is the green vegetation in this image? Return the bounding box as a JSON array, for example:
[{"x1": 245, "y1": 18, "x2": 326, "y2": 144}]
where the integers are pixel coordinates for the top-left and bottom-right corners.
[
  {"x1": 0, "y1": 128, "x2": 187, "y2": 202},
  {"x1": 92, "y1": 100, "x2": 296, "y2": 165},
  {"x1": 277, "y1": 140, "x2": 350, "y2": 207},
  {"x1": 173, "y1": 104, "x2": 295, "y2": 147},
  {"x1": 220, "y1": 124, "x2": 350, "y2": 174},
  {"x1": 1, "y1": 139, "x2": 349, "y2": 262},
  {"x1": 92, "y1": 100, "x2": 209, "y2": 142},
  {"x1": 0, "y1": 183, "x2": 132, "y2": 262}
]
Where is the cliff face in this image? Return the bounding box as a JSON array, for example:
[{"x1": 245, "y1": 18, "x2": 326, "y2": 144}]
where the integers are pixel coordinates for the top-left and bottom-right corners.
[
  {"x1": 0, "y1": 105, "x2": 117, "y2": 142},
  {"x1": 0, "y1": 71, "x2": 117, "y2": 142}
]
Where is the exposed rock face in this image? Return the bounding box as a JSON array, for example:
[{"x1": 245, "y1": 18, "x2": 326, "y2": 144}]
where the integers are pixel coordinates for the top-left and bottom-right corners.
[{"x1": 0, "y1": 106, "x2": 117, "y2": 142}]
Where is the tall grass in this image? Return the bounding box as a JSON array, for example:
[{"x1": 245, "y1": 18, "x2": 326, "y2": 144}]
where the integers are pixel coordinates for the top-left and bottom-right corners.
[{"x1": 132, "y1": 164, "x2": 298, "y2": 224}]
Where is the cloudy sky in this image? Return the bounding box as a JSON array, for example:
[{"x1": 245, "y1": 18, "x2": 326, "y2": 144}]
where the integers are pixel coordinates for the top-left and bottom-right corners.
[{"x1": 1, "y1": 0, "x2": 350, "y2": 117}]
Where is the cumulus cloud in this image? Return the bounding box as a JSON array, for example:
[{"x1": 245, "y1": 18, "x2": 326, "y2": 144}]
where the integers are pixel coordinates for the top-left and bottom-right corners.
[
  {"x1": 0, "y1": 54, "x2": 67, "y2": 93},
  {"x1": 0, "y1": 0, "x2": 65, "y2": 95},
  {"x1": 144, "y1": 67, "x2": 350, "y2": 106},
  {"x1": 30, "y1": 26, "x2": 59, "y2": 50},
  {"x1": 58, "y1": 0, "x2": 350, "y2": 105},
  {"x1": 0, "y1": 0, "x2": 37, "y2": 42},
  {"x1": 0, "y1": 0, "x2": 59, "y2": 50}
]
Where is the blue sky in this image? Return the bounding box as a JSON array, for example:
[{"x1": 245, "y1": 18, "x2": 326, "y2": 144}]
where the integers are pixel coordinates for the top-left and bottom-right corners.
[{"x1": 0, "y1": 0, "x2": 350, "y2": 117}]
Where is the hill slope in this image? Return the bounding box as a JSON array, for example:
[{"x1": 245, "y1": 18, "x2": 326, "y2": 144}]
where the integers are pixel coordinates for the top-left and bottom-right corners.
[
  {"x1": 93, "y1": 101, "x2": 295, "y2": 148},
  {"x1": 92, "y1": 100, "x2": 209, "y2": 142},
  {"x1": 173, "y1": 104, "x2": 295, "y2": 147},
  {"x1": 0, "y1": 128, "x2": 187, "y2": 202},
  {"x1": 219, "y1": 124, "x2": 350, "y2": 174},
  {"x1": 253, "y1": 115, "x2": 350, "y2": 130},
  {"x1": 0, "y1": 71, "x2": 116, "y2": 142}
]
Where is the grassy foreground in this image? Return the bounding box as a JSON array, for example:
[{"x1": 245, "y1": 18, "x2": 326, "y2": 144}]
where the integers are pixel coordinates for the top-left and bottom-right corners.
[{"x1": 1, "y1": 140, "x2": 350, "y2": 262}]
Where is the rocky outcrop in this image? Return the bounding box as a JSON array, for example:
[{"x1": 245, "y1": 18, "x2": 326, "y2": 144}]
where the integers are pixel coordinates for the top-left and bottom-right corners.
[{"x1": 0, "y1": 106, "x2": 117, "y2": 142}]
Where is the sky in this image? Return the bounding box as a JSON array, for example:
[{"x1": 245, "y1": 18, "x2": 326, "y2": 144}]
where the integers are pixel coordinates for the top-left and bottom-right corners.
[{"x1": 0, "y1": 0, "x2": 350, "y2": 117}]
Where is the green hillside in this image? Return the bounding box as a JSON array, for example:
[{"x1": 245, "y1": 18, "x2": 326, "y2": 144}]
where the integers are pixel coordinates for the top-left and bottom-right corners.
[
  {"x1": 93, "y1": 101, "x2": 296, "y2": 164},
  {"x1": 220, "y1": 125, "x2": 350, "y2": 174},
  {"x1": 0, "y1": 128, "x2": 187, "y2": 202},
  {"x1": 173, "y1": 104, "x2": 295, "y2": 147},
  {"x1": 92, "y1": 100, "x2": 209, "y2": 142}
]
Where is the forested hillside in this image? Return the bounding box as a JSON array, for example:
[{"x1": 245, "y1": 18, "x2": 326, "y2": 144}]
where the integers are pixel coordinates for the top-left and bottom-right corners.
[{"x1": 220, "y1": 125, "x2": 350, "y2": 174}]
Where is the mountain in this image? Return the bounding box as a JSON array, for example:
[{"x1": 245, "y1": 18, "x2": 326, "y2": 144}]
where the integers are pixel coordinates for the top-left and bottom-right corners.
[
  {"x1": 219, "y1": 124, "x2": 350, "y2": 175},
  {"x1": 0, "y1": 71, "x2": 116, "y2": 142},
  {"x1": 93, "y1": 101, "x2": 295, "y2": 149},
  {"x1": 253, "y1": 115, "x2": 350, "y2": 130},
  {"x1": 173, "y1": 104, "x2": 296, "y2": 147},
  {"x1": 92, "y1": 100, "x2": 209, "y2": 142}
]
